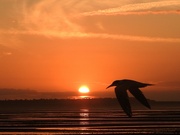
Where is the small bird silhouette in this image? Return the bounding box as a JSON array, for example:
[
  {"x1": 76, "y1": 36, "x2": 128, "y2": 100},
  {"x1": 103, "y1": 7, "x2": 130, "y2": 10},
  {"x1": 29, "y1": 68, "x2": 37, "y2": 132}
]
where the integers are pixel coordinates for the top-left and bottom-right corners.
[{"x1": 106, "y1": 79, "x2": 153, "y2": 117}]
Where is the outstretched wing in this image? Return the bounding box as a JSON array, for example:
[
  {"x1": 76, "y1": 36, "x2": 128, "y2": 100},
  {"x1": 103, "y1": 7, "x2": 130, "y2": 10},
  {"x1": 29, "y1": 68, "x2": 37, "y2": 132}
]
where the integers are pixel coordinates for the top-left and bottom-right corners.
[
  {"x1": 115, "y1": 86, "x2": 132, "y2": 117},
  {"x1": 129, "y1": 87, "x2": 151, "y2": 109}
]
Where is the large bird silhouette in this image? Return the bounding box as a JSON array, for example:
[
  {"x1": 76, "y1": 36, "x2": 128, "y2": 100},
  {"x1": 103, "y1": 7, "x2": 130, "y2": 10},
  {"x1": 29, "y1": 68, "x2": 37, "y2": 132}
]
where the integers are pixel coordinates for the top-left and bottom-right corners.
[{"x1": 106, "y1": 79, "x2": 153, "y2": 117}]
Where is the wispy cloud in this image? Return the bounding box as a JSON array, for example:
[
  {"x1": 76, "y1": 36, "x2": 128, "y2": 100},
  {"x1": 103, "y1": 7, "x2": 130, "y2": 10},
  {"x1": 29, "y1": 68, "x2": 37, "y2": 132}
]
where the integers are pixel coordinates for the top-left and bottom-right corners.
[
  {"x1": 81, "y1": 1, "x2": 180, "y2": 16},
  {"x1": 0, "y1": 0, "x2": 84, "y2": 46},
  {"x1": 2, "y1": 30, "x2": 180, "y2": 43},
  {"x1": 20, "y1": 0, "x2": 82, "y2": 33},
  {"x1": 0, "y1": 0, "x2": 180, "y2": 43},
  {"x1": 0, "y1": 44, "x2": 13, "y2": 57},
  {"x1": 86, "y1": 33, "x2": 180, "y2": 43},
  {"x1": 81, "y1": 10, "x2": 180, "y2": 16}
]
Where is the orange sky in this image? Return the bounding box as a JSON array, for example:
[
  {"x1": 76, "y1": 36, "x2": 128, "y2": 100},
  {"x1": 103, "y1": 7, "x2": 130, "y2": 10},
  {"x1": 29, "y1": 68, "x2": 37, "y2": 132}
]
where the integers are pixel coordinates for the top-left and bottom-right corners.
[{"x1": 0, "y1": 0, "x2": 180, "y2": 101}]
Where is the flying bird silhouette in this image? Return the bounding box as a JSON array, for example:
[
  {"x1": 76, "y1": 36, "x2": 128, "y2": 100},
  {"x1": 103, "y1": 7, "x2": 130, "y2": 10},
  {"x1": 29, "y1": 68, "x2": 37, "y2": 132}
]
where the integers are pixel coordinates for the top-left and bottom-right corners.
[{"x1": 106, "y1": 79, "x2": 153, "y2": 117}]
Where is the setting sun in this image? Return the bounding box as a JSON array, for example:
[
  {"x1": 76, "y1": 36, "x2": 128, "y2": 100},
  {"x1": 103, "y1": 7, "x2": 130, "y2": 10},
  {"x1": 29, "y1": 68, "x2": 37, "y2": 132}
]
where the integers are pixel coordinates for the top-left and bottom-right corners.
[{"x1": 78, "y1": 86, "x2": 90, "y2": 93}]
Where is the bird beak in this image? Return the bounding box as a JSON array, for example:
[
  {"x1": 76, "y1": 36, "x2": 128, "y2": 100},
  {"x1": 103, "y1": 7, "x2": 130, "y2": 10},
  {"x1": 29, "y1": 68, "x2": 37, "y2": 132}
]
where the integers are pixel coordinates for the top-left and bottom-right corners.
[{"x1": 106, "y1": 84, "x2": 113, "y2": 89}]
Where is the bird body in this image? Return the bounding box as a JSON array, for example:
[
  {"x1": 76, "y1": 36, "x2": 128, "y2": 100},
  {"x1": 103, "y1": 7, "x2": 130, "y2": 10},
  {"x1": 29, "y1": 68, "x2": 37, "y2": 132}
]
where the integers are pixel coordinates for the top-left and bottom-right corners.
[{"x1": 106, "y1": 79, "x2": 153, "y2": 117}]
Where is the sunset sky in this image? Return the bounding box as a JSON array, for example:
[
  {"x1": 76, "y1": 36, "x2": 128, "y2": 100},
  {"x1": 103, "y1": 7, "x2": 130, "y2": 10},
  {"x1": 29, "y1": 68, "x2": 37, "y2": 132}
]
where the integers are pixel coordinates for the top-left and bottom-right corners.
[{"x1": 0, "y1": 0, "x2": 180, "y2": 101}]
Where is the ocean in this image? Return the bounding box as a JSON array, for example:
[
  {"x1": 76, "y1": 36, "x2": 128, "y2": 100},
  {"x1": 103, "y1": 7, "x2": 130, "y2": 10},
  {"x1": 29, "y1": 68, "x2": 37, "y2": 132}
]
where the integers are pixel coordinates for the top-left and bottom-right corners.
[{"x1": 0, "y1": 99, "x2": 179, "y2": 134}]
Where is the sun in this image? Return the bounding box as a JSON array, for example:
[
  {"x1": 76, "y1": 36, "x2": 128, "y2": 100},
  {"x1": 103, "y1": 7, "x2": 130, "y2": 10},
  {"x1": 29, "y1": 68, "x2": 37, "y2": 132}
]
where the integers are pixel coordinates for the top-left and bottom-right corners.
[{"x1": 78, "y1": 85, "x2": 90, "y2": 93}]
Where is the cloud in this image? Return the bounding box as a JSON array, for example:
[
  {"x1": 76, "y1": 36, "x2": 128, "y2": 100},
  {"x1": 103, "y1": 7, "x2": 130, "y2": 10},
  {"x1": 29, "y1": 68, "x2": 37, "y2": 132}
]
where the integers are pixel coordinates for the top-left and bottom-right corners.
[
  {"x1": 82, "y1": 10, "x2": 180, "y2": 16},
  {"x1": 3, "y1": 52, "x2": 12, "y2": 56},
  {"x1": 20, "y1": 0, "x2": 82, "y2": 33},
  {"x1": 0, "y1": 0, "x2": 180, "y2": 43},
  {"x1": 1, "y1": 30, "x2": 180, "y2": 43},
  {"x1": 0, "y1": 0, "x2": 85, "y2": 47},
  {"x1": 81, "y1": 1, "x2": 180, "y2": 16},
  {"x1": 0, "y1": 44, "x2": 13, "y2": 57}
]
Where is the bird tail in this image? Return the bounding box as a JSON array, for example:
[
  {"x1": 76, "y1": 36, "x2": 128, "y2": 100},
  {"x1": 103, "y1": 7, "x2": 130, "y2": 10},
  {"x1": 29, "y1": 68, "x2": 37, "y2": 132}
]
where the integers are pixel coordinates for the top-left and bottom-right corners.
[
  {"x1": 139, "y1": 83, "x2": 154, "y2": 88},
  {"x1": 147, "y1": 83, "x2": 154, "y2": 86}
]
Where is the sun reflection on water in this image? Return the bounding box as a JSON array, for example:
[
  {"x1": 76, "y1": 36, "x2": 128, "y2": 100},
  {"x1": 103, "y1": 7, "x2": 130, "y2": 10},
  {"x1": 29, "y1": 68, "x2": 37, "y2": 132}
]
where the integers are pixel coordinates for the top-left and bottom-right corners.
[
  {"x1": 69, "y1": 96, "x2": 95, "y2": 99},
  {"x1": 79, "y1": 109, "x2": 89, "y2": 131}
]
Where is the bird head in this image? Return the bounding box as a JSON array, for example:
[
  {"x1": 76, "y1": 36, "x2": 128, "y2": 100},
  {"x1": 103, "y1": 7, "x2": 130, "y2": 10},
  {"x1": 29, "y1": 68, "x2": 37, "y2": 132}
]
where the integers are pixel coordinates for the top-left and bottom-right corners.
[{"x1": 106, "y1": 80, "x2": 120, "y2": 89}]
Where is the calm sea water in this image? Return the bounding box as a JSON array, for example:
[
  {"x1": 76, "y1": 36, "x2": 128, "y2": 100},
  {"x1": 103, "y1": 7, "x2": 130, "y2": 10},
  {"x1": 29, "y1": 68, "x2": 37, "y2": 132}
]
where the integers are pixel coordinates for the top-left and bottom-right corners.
[{"x1": 0, "y1": 99, "x2": 180, "y2": 134}]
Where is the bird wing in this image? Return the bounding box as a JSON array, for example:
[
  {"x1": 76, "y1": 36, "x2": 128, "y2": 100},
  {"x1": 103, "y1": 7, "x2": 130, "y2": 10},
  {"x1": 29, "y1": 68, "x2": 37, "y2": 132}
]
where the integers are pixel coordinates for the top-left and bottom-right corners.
[
  {"x1": 129, "y1": 87, "x2": 151, "y2": 109},
  {"x1": 115, "y1": 86, "x2": 132, "y2": 117}
]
